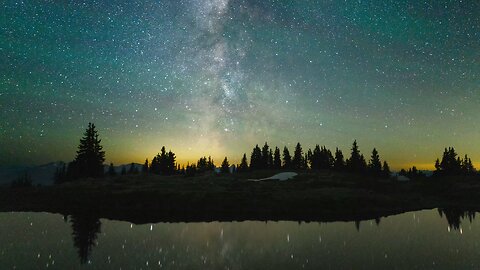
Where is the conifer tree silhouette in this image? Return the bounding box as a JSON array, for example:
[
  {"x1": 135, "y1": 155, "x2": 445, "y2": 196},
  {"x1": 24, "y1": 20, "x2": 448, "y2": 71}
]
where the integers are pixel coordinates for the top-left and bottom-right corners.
[
  {"x1": 250, "y1": 145, "x2": 262, "y2": 170},
  {"x1": 261, "y1": 142, "x2": 270, "y2": 169},
  {"x1": 368, "y1": 148, "x2": 382, "y2": 176},
  {"x1": 346, "y1": 140, "x2": 366, "y2": 173},
  {"x1": 292, "y1": 143, "x2": 304, "y2": 169},
  {"x1": 283, "y1": 146, "x2": 292, "y2": 169},
  {"x1": 197, "y1": 157, "x2": 208, "y2": 172},
  {"x1": 273, "y1": 147, "x2": 282, "y2": 169},
  {"x1": 221, "y1": 157, "x2": 230, "y2": 174},
  {"x1": 207, "y1": 156, "x2": 215, "y2": 170},
  {"x1": 149, "y1": 147, "x2": 177, "y2": 175},
  {"x1": 69, "y1": 123, "x2": 105, "y2": 179},
  {"x1": 333, "y1": 148, "x2": 345, "y2": 171},
  {"x1": 382, "y1": 161, "x2": 391, "y2": 178},
  {"x1": 238, "y1": 153, "x2": 249, "y2": 172}
]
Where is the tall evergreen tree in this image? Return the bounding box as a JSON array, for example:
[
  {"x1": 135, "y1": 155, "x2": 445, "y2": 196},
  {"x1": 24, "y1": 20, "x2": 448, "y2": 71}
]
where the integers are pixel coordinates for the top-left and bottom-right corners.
[
  {"x1": 273, "y1": 147, "x2": 282, "y2": 169},
  {"x1": 461, "y1": 154, "x2": 475, "y2": 175},
  {"x1": 197, "y1": 157, "x2": 208, "y2": 172},
  {"x1": 283, "y1": 146, "x2": 292, "y2": 169},
  {"x1": 435, "y1": 147, "x2": 463, "y2": 176},
  {"x1": 221, "y1": 157, "x2": 230, "y2": 174},
  {"x1": 238, "y1": 153, "x2": 249, "y2": 172},
  {"x1": 292, "y1": 143, "x2": 304, "y2": 169},
  {"x1": 368, "y1": 148, "x2": 382, "y2": 176},
  {"x1": 333, "y1": 148, "x2": 345, "y2": 171},
  {"x1": 382, "y1": 161, "x2": 391, "y2": 178},
  {"x1": 150, "y1": 147, "x2": 177, "y2": 175},
  {"x1": 207, "y1": 156, "x2": 215, "y2": 170},
  {"x1": 250, "y1": 145, "x2": 262, "y2": 170},
  {"x1": 166, "y1": 150, "x2": 176, "y2": 175},
  {"x1": 70, "y1": 123, "x2": 105, "y2": 179},
  {"x1": 261, "y1": 142, "x2": 270, "y2": 169},
  {"x1": 346, "y1": 140, "x2": 366, "y2": 173}
]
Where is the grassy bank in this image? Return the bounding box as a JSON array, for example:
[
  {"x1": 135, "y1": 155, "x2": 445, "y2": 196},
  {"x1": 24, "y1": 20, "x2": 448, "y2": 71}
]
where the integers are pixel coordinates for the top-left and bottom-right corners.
[{"x1": 1, "y1": 170, "x2": 479, "y2": 223}]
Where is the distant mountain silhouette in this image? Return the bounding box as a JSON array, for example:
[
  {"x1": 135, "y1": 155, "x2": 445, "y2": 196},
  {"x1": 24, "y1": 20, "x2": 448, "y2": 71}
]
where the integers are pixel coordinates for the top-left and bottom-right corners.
[{"x1": 0, "y1": 162, "x2": 65, "y2": 186}]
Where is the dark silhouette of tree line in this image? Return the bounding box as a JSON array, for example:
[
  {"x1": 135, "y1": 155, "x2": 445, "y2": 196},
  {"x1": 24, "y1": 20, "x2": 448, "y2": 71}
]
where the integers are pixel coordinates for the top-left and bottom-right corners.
[
  {"x1": 235, "y1": 140, "x2": 390, "y2": 178},
  {"x1": 51, "y1": 123, "x2": 479, "y2": 184},
  {"x1": 399, "y1": 147, "x2": 477, "y2": 180},
  {"x1": 434, "y1": 147, "x2": 475, "y2": 177}
]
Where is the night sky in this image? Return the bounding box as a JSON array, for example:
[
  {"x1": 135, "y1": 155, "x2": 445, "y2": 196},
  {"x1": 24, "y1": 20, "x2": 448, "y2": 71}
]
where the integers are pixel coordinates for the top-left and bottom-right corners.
[{"x1": 1, "y1": 0, "x2": 479, "y2": 169}]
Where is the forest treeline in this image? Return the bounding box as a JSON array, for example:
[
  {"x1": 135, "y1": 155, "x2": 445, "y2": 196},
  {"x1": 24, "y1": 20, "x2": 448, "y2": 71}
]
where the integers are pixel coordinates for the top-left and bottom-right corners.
[{"x1": 49, "y1": 123, "x2": 477, "y2": 185}]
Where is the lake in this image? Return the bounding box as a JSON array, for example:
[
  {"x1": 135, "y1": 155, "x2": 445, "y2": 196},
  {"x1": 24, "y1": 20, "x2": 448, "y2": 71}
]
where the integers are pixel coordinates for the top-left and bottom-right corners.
[{"x1": 0, "y1": 209, "x2": 478, "y2": 269}]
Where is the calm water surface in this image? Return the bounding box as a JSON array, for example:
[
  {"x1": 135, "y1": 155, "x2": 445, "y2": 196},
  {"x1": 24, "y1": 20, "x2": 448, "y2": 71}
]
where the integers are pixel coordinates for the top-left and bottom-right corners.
[{"x1": 0, "y1": 209, "x2": 479, "y2": 269}]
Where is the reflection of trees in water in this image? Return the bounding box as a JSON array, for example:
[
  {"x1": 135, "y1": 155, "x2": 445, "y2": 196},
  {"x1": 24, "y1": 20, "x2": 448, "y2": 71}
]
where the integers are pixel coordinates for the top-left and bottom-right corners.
[
  {"x1": 437, "y1": 208, "x2": 476, "y2": 231},
  {"x1": 69, "y1": 214, "x2": 102, "y2": 264},
  {"x1": 353, "y1": 217, "x2": 381, "y2": 231}
]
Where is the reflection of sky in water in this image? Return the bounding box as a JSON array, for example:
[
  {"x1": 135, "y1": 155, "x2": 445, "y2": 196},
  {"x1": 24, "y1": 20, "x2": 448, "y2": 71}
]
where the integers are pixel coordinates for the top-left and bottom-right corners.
[{"x1": 0, "y1": 210, "x2": 479, "y2": 269}]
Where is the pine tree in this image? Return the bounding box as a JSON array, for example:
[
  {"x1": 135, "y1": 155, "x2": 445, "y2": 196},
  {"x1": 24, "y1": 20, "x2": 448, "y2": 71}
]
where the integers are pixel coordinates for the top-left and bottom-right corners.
[
  {"x1": 250, "y1": 145, "x2": 262, "y2": 170},
  {"x1": 150, "y1": 147, "x2": 177, "y2": 175},
  {"x1": 382, "y1": 161, "x2": 391, "y2": 178},
  {"x1": 333, "y1": 148, "x2": 345, "y2": 171},
  {"x1": 309, "y1": 145, "x2": 320, "y2": 170},
  {"x1": 273, "y1": 147, "x2": 282, "y2": 169},
  {"x1": 221, "y1": 157, "x2": 230, "y2": 174},
  {"x1": 238, "y1": 153, "x2": 249, "y2": 172},
  {"x1": 261, "y1": 142, "x2": 270, "y2": 169},
  {"x1": 461, "y1": 154, "x2": 475, "y2": 175},
  {"x1": 435, "y1": 147, "x2": 463, "y2": 176},
  {"x1": 283, "y1": 146, "x2": 292, "y2": 169},
  {"x1": 347, "y1": 140, "x2": 365, "y2": 173},
  {"x1": 166, "y1": 150, "x2": 176, "y2": 175},
  {"x1": 292, "y1": 143, "x2": 304, "y2": 169},
  {"x1": 197, "y1": 157, "x2": 208, "y2": 172},
  {"x1": 70, "y1": 123, "x2": 105, "y2": 179},
  {"x1": 207, "y1": 156, "x2": 215, "y2": 170},
  {"x1": 368, "y1": 148, "x2": 382, "y2": 176}
]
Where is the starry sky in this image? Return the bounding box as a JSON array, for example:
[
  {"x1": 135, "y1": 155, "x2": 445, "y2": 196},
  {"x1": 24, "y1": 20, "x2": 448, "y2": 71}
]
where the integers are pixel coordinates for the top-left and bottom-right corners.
[{"x1": 1, "y1": 0, "x2": 479, "y2": 169}]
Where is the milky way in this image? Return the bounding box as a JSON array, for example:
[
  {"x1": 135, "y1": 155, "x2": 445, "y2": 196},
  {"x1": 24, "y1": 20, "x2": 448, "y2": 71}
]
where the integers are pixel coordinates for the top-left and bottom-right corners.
[{"x1": 0, "y1": 1, "x2": 479, "y2": 169}]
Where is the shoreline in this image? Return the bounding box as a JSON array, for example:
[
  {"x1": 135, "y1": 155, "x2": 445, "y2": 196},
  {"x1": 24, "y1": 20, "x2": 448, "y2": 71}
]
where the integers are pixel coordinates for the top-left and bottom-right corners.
[{"x1": 1, "y1": 170, "x2": 479, "y2": 224}]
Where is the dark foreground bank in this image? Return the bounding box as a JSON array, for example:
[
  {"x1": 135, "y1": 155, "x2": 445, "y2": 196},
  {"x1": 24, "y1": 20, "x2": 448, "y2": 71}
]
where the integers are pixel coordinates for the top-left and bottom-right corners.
[{"x1": 1, "y1": 170, "x2": 480, "y2": 224}]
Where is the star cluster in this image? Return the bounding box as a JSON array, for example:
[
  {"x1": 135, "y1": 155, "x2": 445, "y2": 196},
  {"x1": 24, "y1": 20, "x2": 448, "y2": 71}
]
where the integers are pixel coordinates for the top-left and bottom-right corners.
[{"x1": 1, "y1": 0, "x2": 479, "y2": 169}]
